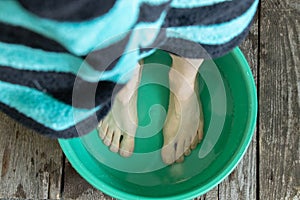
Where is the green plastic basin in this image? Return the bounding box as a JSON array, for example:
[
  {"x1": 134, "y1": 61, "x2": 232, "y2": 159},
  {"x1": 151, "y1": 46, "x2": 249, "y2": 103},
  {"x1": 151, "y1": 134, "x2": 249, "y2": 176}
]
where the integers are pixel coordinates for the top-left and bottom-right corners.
[{"x1": 59, "y1": 47, "x2": 257, "y2": 200}]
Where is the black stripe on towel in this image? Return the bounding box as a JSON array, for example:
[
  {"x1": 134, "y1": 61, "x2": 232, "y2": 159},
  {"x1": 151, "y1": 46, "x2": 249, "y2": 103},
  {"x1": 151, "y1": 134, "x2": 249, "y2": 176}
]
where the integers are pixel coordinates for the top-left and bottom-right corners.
[
  {"x1": 0, "y1": 22, "x2": 69, "y2": 53},
  {"x1": 161, "y1": 20, "x2": 253, "y2": 59},
  {"x1": 0, "y1": 101, "x2": 111, "y2": 138},
  {"x1": 85, "y1": 32, "x2": 131, "y2": 71},
  {"x1": 17, "y1": 0, "x2": 116, "y2": 22},
  {"x1": 163, "y1": 0, "x2": 254, "y2": 27},
  {"x1": 0, "y1": 67, "x2": 124, "y2": 109},
  {"x1": 137, "y1": 1, "x2": 170, "y2": 23},
  {"x1": 0, "y1": 21, "x2": 131, "y2": 72}
]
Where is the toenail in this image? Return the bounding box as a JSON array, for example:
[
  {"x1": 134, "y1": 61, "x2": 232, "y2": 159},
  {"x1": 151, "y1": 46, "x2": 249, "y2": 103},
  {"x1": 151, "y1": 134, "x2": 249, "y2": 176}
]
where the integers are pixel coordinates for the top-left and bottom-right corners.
[
  {"x1": 104, "y1": 139, "x2": 110, "y2": 146},
  {"x1": 120, "y1": 150, "x2": 132, "y2": 157},
  {"x1": 110, "y1": 146, "x2": 118, "y2": 152}
]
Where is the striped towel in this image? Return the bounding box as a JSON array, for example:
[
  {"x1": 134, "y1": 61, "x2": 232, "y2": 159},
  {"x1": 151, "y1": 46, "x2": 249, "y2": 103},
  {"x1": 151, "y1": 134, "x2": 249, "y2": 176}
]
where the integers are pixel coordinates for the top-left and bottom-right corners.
[{"x1": 0, "y1": 0, "x2": 258, "y2": 138}]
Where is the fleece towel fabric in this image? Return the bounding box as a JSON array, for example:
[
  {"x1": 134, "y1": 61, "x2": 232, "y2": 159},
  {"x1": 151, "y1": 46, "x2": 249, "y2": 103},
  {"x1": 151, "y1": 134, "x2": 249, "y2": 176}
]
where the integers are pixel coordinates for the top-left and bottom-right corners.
[{"x1": 0, "y1": 0, "x2": 258, "y2": 138}]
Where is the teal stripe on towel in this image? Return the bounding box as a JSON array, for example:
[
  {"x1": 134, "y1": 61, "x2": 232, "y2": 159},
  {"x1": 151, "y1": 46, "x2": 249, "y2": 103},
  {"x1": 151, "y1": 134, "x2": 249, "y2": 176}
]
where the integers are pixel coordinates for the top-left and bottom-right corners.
[
  {"x1": 171, "y1": 0, "x2": 231, "y2": 8},
  {"x1": 0, "y1": 42, "x2": 138, "y2": 83},
  {"x1": 0, "y1": 42, "x2": 102, "y2": 82},
  {"x1": 166, "y1": 0, "x2": 258, "y2": 45},
  {"x1": 0, "y1": 0, "x2": 139, "y2": 56},
  {"x1": 0, "y1": 80, "x2": 99, "y2": 131}
]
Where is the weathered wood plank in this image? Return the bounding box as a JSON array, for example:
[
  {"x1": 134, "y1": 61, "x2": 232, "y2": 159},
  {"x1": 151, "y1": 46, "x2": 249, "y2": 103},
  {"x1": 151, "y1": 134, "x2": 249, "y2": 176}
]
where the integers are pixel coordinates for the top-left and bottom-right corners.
[
  {"x1": 259, "y1": 2, "x2": 300, "y2": 199},
  {"x1": 262, "y1": 0, "x2": 299, "y2": 11},
  {"x1": 218, "y1": 15, "x2": 259, "y2": 200},
  {"x1": 0, "y1": 112, "x2": 63, "y2": 199},
  {"x1": 195, "y1": 186, "x2": 219, "y2": 200},
  {"x1": 62, "y1": 159, "x2": 114, "y2": 200}
]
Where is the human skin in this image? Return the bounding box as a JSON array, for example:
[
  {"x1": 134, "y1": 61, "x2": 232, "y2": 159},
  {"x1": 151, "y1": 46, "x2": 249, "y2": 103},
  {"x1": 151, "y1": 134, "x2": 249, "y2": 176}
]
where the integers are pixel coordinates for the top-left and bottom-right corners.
[{"x1": 97, "y1": 53, "x2": 204, "y2": 164}]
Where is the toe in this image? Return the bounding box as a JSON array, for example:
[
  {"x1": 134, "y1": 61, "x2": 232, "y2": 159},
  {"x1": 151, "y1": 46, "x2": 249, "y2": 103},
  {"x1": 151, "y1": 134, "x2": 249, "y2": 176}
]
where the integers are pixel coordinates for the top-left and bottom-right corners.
[
  {"x1": 197, "y1": 123, "x2": 204, "y2": 142},
  {"x1": 197, "y1": 129, "x2": 203, "y2": 143},
  {"x1": 161, "y1": 141, "x2": 176, "y2": 164},
  {"x1": 175, "y1": 141, "x2": 184, "y2": 161},
  {"x1": 110, "y1": 130, "x2": 121, "y2": 153},
  {"x1": 184, "y1": 148, "x2": 191, "y2": 156},
  {"x1": 119, "y1": 134, "x2": 134, "y2": 157},
  {"x1": 191, "y1": 136, "x2": 198, "y2": 150},
  {"x1": 176, "y1": 155, "x2": 184, "y2": 163},
  {"x1": 184, "y1": 139, "x2": 191, "y2": 156},
  {"x1": 98, "y1": 121, "x2": 108, "y2": 140},
  {"x1": 104, "y1": 129, "x2": 113, "y2": 146}
]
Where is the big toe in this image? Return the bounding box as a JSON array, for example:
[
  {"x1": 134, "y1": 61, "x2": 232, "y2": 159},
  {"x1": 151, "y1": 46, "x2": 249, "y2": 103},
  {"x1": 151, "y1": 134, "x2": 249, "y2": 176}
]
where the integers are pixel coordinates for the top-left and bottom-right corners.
[
  {"x1": 175, "y1": 140, "x2": 185, "y2": 163},
  {"x1": 161, "y1": 142, "x2": 176, "y2": 164}
]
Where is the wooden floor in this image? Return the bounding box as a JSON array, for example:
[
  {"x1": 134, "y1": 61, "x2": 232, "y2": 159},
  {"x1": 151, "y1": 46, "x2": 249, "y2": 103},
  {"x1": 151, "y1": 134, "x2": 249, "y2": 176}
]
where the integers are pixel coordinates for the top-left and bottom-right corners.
[{"x1": 0, "y1": 1, "x2": 299, "y2": 199}]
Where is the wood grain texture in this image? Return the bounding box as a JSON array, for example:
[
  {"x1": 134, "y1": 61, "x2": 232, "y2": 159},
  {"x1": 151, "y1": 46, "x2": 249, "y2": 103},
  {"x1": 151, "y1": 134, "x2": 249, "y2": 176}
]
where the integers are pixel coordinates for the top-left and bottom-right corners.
[
  {"x1": 0, "y1": 112, "x2": 63, "y2": 199},
  {"x1": 262, "y1": 0, "x2": 300, "y2": 10},
  {"x1": 194, "y1": 186, "x2": 219, "y2": 200},
  {"x1": 259, "y1": 1, "x2": 300, "y2": 199},
  {"x1": 62, "y1": 159, "x2": 114, "y2": 200}
]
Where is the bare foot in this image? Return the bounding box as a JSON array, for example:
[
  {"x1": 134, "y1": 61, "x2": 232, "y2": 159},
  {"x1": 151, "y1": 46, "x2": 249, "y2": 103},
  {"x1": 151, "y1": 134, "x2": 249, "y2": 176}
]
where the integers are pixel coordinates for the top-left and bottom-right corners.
[
  {"x1": 161, "y1": 55, "x2": 204, "y2": 164},
  {"x1": 97, "y1": 64, "x2": 141, "y2": 157}
]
